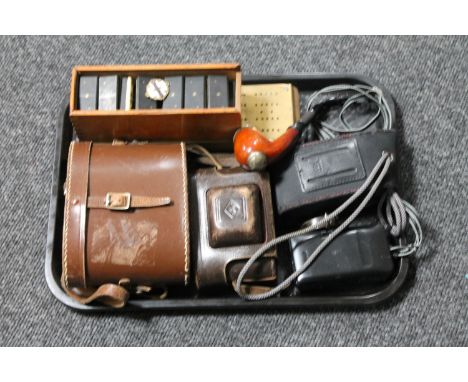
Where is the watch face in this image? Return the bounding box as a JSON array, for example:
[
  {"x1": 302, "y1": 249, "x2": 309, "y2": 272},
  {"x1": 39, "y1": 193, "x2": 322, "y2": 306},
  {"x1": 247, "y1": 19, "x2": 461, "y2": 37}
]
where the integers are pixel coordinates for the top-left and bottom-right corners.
[{"x1": 145, "y1": 78, "x2": 170, "y2": 101}]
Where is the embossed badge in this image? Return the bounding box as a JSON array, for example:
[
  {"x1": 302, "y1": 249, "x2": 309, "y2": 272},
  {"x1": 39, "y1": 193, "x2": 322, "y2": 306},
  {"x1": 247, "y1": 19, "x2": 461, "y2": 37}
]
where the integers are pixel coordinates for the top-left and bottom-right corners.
[
  {"x1": 295, "y1": 139, "x2": 366, "y2": 192},
  {"x1": 206, "y1": 185, "x2": 264, "y2": 248}
]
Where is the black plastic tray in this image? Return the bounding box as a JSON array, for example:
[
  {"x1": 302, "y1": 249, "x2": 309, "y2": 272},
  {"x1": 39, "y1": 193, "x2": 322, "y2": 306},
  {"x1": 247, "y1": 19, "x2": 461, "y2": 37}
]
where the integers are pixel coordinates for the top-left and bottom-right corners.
[{"x1": 45, "y1": 73, "x2": 411, "y2": 312}]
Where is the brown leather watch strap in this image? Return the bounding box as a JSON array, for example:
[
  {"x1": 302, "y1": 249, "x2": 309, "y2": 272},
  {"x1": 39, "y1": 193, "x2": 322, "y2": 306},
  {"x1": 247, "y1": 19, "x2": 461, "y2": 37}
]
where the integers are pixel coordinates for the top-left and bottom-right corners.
[
  {"x1": 87, "y1": 193, "x2": 171, "y2": 210},
  {"x1": 61, "y1": 274, "x2": 129, "y2": 308}
]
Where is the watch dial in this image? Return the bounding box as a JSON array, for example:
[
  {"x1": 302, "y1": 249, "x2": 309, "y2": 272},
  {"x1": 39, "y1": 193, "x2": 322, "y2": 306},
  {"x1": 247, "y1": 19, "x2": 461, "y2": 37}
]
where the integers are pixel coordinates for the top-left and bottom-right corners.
[{"x1": 145, "y1": 78, "x2": 170, "y2": 101}]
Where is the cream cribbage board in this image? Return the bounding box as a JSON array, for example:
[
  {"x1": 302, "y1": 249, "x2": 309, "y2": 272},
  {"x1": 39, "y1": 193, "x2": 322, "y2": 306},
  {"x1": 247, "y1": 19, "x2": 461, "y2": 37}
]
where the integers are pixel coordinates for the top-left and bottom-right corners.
[{"x1": 240, "y1": 83, "x2": 300, "y2": 141}]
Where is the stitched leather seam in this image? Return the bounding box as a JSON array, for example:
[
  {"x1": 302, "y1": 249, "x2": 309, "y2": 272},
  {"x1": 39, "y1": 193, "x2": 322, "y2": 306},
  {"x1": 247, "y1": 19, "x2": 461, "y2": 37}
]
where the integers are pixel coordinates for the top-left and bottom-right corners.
[
  {"x1": 81, "y1": 142, "x2": 92, "y2": 288},
  {"x1": 62, "y1": 141, "x2": 75, "y2": 289},
  {"x1": 181, "y1": 142, "x2": 190, "y2": 285}
]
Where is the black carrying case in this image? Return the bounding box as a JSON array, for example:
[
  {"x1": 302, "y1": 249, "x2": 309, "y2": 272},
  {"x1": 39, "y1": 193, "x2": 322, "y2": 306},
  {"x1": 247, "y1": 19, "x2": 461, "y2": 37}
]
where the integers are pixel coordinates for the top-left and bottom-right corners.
[
  {"x1": 45, "y1": 73, "x2": 411, "y2": 312},
  {"x1": 273, "y1": 130, "x2": 398, "y2": 220}
]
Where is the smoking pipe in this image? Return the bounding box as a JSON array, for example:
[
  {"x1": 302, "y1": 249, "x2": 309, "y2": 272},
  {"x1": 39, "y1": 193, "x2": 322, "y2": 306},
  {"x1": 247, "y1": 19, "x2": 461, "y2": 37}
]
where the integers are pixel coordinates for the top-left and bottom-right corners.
[
  {"x1": 234, "y1": 110, "x2": 316, "y2": 171},
  {"x1": 233, "y1": 89, "x2": 358, "y2": 171}
]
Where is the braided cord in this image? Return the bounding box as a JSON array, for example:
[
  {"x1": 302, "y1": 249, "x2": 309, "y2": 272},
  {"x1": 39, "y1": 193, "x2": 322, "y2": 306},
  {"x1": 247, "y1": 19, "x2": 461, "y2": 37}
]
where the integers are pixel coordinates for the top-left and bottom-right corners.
[
  {"x1": 187, "y1": 144, "x2": 224, "y2": 170},
  {"x1": 378, "y1": 191, "x2": 422, "y2": 257},
  {"x1": 235, "y1": 151, "x2": 393, "y2": 301},
  {"x1": 306, "y1": 84, "x2": 392, "y2": 140}
]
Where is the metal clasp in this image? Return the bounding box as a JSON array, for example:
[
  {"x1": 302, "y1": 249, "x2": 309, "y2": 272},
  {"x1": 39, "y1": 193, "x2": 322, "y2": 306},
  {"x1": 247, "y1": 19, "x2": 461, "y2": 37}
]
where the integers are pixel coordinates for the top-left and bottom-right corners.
[{"x1": 105, "y1": 192, "x2": 131, "y2": 210}]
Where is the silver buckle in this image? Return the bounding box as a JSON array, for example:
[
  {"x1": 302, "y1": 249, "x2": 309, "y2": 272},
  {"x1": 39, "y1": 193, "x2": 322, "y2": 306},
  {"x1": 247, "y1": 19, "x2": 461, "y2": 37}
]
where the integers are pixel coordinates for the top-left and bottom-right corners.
[{"x1": 105, "y1": 192, "x2": 131, "y2": 210}]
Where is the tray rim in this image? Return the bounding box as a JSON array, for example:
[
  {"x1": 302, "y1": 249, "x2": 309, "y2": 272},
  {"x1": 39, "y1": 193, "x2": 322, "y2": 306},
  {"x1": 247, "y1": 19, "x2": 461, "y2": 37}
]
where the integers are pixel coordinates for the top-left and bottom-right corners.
[{"x1": 45, "y1": 72, "x2": 411, "y2": 312}]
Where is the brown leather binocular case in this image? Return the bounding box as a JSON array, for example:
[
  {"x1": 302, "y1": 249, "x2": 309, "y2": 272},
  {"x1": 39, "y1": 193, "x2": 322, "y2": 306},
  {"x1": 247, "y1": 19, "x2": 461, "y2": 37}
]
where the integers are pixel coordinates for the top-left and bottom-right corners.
[{"x1": 61, "y1": 141, "x2": 190, "y2": 307}]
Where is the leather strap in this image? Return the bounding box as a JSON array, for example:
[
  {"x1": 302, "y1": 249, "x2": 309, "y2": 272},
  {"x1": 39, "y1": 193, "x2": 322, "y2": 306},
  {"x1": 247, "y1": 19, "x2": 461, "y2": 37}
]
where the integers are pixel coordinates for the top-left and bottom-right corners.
[
  {"x1": 61, "y1": 274, "x2": 129, "y2": 308},
  {"x1": 62, "y1": 142, "x2": 130, "y2": 308},
  {"x1": 87, "y1": 195, "x2": 171, "y2": 209},
  {"x1": 231, "y1": 281, "x2": 272, "y2": 296}
]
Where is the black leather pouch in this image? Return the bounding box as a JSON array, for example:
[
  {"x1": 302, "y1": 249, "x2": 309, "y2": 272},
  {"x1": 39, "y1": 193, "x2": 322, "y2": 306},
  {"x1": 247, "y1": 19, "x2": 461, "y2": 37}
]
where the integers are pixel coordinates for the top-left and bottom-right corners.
[
  {"x1": 190, "y1": 165, "x2": 277, "y2": 293},
  {"x1": 290, "y1": 216, "x2": 395, "y2": 292},
  {"x1": 272, "y1": 130, "x2": 397, "y2": 221}
]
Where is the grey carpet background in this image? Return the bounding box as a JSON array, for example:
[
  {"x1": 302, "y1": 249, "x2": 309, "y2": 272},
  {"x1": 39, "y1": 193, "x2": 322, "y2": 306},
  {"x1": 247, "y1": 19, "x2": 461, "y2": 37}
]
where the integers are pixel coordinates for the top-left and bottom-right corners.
[{"x1": 0, "y1": 36, "x2": 466, "y2": 346}]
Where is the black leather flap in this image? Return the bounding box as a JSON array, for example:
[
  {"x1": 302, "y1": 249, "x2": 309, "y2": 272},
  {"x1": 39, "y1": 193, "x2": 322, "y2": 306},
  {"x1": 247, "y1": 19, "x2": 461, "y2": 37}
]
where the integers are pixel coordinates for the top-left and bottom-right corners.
[
  {"x1": 272, "y1": 130, "x2": 397, "y2": 222},
  {"x1": 295, "y1": 138, "x2": 366, "y2": 193}
]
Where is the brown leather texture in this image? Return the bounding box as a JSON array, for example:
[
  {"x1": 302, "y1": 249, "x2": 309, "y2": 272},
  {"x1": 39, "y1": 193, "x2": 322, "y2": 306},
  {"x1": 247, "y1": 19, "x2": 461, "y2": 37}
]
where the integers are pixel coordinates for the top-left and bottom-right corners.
[
  {"x1": 190, "y1": 165, "x2": 276, "y2": 292},
  {"x1": 62, "y1": 141, "x2": 190, "y2": 293}
]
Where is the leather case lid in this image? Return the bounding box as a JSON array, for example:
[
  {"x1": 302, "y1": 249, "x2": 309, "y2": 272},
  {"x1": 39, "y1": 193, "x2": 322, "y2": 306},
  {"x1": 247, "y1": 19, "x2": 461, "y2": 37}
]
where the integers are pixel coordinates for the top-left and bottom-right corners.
[
  {"x1": 62, "y1": 141, "x2": 190, "y2": 288},
  {"x1": 207, "y1": 184, "x2": 264, "y2": 248},
  {"x1": 273, "y1": 130, "x2": 397, "y2": 221},
  {"x1": 191, "y1": 167, "x2": 276, "y2": 291}
]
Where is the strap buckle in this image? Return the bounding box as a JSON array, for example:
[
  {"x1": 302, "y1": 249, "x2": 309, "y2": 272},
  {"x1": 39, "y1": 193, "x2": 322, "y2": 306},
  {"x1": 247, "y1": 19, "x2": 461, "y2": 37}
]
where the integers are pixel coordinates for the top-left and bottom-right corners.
[{"x1": 105, "y1": 192, "x2": 131, "y2": 210}]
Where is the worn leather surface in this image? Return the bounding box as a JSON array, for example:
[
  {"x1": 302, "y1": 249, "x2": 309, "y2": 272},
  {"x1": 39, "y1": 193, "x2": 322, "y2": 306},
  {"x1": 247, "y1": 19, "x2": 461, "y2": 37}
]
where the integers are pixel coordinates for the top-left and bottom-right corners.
[
  {"x1": 191, "y1": 166, "x2": 276, "y2": 291},
  {"x1": 273, "y1": 130, "x2": 397, "y2": 222},
  {"x1": 62, "y1": 141, "x2": 190, "y2": 291}
]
